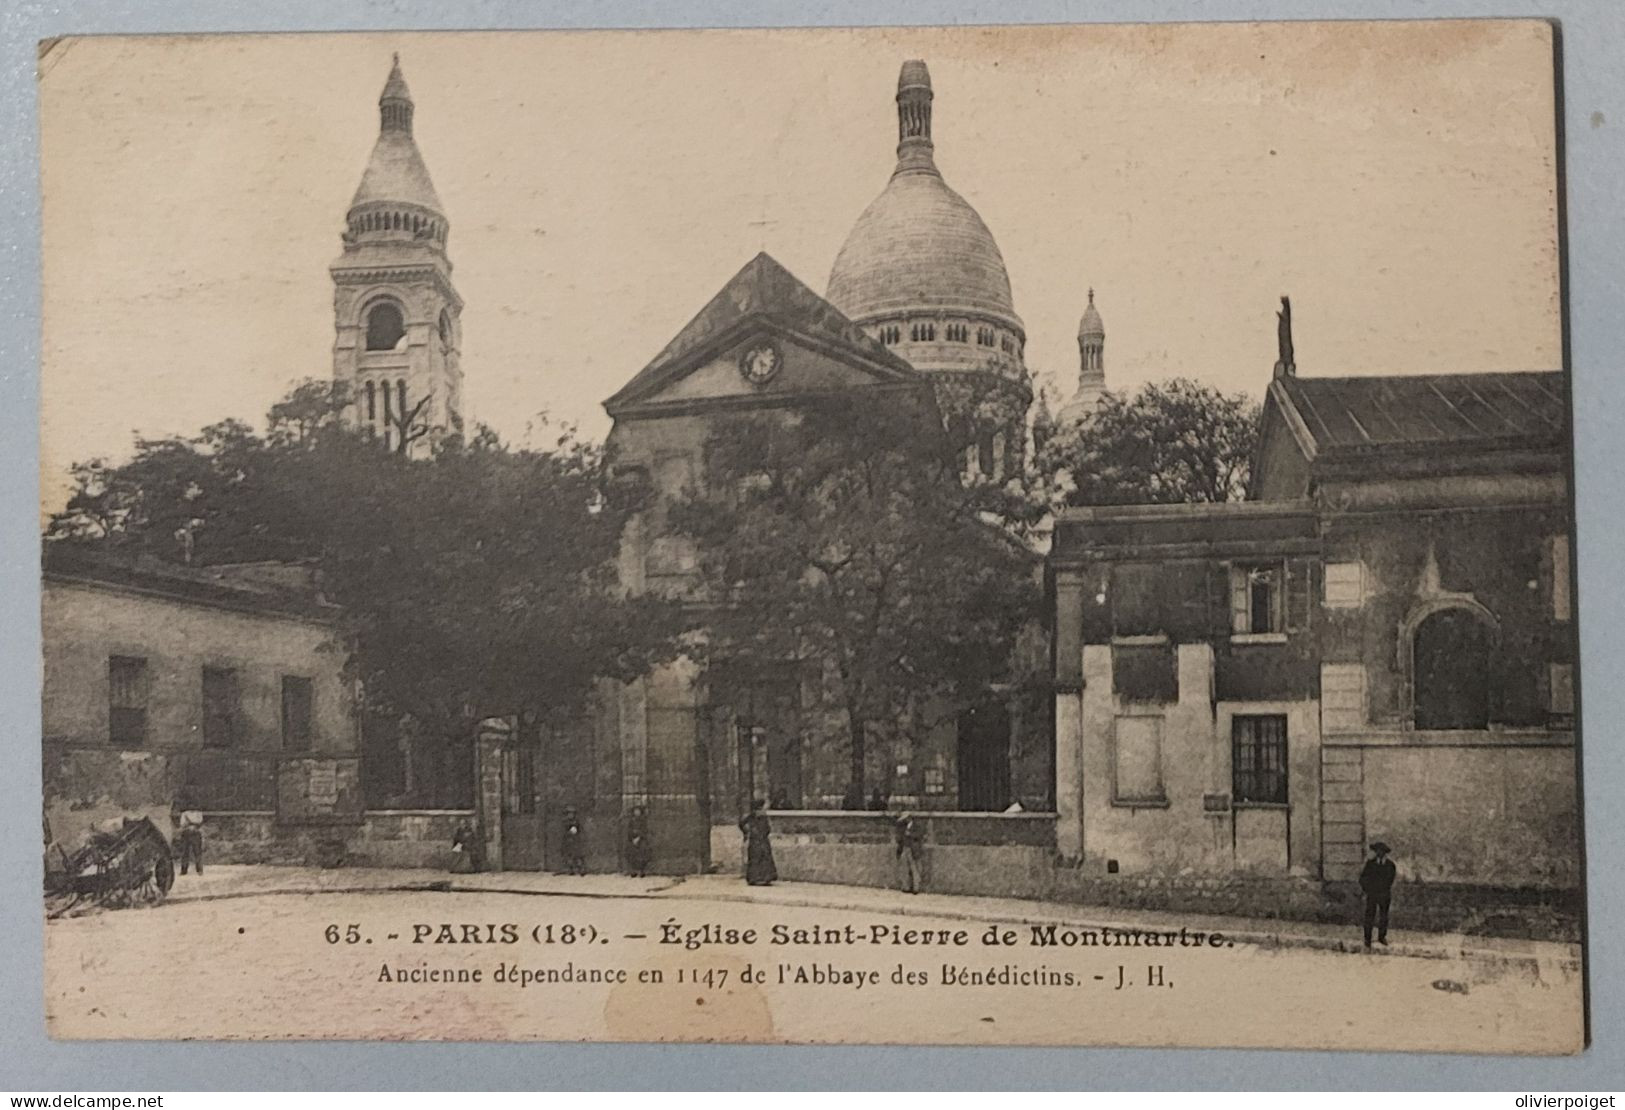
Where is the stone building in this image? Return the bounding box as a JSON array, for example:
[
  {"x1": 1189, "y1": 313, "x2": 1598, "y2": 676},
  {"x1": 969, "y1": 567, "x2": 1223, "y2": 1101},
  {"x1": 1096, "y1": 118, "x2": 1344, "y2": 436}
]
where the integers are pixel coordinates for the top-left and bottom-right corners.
[
  {"x1": 1049, "y1": 354, "x2": 1579, "y2": 895},
  {"x1": 331, "y1": 56, "x2": 463, "y2": 455},
  {"x1": 42, "y1": 545, "x2": 474, "y2": 867},
  {"x1": 42, "y1": 546, "x2": 358, "y2": 855}
]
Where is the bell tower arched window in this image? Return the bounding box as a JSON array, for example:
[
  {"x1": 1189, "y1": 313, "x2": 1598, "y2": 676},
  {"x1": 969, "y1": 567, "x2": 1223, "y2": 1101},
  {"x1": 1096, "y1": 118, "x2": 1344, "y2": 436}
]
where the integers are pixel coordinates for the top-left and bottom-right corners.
[{"x1": 365, "y1": 302, "x2": 406, "y2": 351}]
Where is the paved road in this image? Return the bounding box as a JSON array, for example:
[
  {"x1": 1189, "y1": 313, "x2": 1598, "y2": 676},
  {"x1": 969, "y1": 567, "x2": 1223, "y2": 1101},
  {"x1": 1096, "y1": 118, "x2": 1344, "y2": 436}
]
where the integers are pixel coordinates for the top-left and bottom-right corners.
[{"x1": 45, "y1": 881, "x2": 1584, "y2": 1052}]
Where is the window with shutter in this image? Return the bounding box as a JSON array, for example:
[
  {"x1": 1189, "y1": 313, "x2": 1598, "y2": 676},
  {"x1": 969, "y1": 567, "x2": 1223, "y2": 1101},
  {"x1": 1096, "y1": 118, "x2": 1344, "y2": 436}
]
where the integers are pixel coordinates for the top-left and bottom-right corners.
[
  {"x1": 1286, "y1": 559, "x2": 1313, "y2": 630},
  {"x1": 1231, "y1": 562, "x2": 1285, "y2": 634}
]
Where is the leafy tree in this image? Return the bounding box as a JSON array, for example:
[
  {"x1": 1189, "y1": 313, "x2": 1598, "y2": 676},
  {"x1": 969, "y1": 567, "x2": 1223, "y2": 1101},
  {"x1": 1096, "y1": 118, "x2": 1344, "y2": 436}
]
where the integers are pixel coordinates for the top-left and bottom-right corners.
[
  {"x1": 48, "y1": 381, "x2": 691, "y2": 802},
  {"x1": 1037, "y1": 378, "x2": 1259, "y2": 507},
  {"x1": 668, "y1": 390, "x2": 1041, "y2": 804}
]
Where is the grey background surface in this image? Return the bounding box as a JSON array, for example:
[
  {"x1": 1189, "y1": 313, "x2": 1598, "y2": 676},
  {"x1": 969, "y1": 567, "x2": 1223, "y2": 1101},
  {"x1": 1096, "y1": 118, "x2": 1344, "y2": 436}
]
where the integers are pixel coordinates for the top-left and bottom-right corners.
[{"x1": 1, "y1": 0, "x2": 1619, "y2": 1091}]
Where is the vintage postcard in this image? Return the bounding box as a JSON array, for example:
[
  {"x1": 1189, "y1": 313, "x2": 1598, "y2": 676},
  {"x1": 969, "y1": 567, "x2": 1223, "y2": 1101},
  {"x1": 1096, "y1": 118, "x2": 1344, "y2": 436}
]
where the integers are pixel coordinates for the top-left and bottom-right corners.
[{"x1": 37, "y1": 21, "x2": 1583, "y2": 1051}]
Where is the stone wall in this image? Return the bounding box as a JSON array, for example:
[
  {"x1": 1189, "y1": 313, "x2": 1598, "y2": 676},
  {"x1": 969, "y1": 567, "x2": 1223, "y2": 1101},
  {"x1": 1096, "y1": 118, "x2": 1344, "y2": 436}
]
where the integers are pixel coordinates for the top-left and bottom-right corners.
[
  {"x1": 203, "y1": 809, "x2": 471, "y2": 869},
  {"x1": 1345, "y1": 740, "x2": 1579, "y2": 888},
  {"x1": 709, "y1": 811, "x2": 1057, "y2": 898}
]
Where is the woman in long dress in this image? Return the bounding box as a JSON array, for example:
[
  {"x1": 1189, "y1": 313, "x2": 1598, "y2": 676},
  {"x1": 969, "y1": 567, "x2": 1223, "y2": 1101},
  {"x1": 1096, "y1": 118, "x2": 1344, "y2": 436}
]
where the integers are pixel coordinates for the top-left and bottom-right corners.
[{"x1": 739, "y1": 799, "x2": 777, "y2": 886}]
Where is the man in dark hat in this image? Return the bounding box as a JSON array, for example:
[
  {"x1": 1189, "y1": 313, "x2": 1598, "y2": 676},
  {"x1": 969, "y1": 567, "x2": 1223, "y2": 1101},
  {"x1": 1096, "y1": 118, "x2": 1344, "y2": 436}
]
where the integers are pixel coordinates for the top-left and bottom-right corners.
[{"x1": 1359, "y1": 841, "x2": 1397, "y2": 948}]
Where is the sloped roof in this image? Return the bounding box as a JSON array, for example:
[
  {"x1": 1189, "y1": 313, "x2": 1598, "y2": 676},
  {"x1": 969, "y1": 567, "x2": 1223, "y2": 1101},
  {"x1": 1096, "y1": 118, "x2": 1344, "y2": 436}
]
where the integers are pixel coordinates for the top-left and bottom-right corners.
[
  {"x1": 606, "y1": 252, "x2": 918, "y2": 411},
  {"x1": 43, "y1": 545, "x2": 338, "y2": 621},
  {"x1": 1275, "y1": 371, "x2": 1567, "y2": 456}
]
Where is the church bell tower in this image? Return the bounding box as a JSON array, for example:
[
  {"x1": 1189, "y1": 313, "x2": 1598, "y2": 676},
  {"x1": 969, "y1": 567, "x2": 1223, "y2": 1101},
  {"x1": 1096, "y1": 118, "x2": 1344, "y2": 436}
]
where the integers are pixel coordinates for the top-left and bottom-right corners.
[{"x1": 331, "y1": 55, "x2": 463, "y2": 455}]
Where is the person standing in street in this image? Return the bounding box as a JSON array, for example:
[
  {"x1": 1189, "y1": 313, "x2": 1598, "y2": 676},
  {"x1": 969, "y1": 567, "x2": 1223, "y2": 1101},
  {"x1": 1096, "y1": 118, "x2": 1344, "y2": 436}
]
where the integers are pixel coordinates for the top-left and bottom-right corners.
[
  {"x1": 562, "y1": 806, "x2": 587, "y2": 875},
  {"x1": 450, "y1": 818, "x2": 481, "y2": 874},
  {"x1": 1360, "y1": 840, "x2": 1397, "y2": 948},
  {"x1": 894, "y1": 811, "x2": 925, "y2": 894},
  {"x1": 739, "y1": 798, "x2": 777, "y2": 886},
  {"x1": 624, "y1": 805, "x2": 652, "y2": 878},
  {"x1": 173, "y1": 788, "x2": 205, "y2": 878}
]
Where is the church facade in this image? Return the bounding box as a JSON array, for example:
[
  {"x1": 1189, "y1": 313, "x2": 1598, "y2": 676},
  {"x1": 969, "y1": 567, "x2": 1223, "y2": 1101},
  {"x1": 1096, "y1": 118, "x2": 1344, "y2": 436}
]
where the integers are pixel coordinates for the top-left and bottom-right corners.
[{"x1": 470, "y1": 61, "x2": 1072, "y2": 876}]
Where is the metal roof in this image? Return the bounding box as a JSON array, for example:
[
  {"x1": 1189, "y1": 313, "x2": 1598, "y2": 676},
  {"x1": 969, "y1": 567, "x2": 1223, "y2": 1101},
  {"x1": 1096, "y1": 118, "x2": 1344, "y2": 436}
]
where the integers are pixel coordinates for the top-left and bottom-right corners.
[{"x1": 1276, "y1": 371, "x2": 1567, "y2": 455}]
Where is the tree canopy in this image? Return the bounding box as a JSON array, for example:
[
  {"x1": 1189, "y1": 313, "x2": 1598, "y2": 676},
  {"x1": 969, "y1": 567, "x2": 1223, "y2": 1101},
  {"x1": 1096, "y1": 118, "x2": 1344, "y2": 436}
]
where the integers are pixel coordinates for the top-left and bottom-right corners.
[
  {"x1": 668, "y1": 390, "x2": 1042, "y2": 804},
  {"x1": 48, "y1": 381, "x2": 690, "y2": 746},
  {"x1": 1036, "y1": 378, "x2": 1259, "y2": 507}
]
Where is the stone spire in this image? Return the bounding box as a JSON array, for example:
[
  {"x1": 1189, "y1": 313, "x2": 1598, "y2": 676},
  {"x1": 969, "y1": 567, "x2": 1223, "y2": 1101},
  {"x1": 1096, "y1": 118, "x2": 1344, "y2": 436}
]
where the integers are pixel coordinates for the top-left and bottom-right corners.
[
  {"x1": 894, "y1": 60, "x2": 936, "y2": 175},
  {"x1": 1060, "y1": 288, "x2": 1108, "y2": 424},
  {"x1": 345, "y1": 54, "x2": 444, "y2": 228}
]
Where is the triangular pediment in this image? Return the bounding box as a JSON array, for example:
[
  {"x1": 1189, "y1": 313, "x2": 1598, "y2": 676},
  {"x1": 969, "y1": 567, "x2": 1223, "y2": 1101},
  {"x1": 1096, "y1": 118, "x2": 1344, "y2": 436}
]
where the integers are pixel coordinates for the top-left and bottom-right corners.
[{"x1": 605, "y1": 253, "x2": 921, "y2": 416}]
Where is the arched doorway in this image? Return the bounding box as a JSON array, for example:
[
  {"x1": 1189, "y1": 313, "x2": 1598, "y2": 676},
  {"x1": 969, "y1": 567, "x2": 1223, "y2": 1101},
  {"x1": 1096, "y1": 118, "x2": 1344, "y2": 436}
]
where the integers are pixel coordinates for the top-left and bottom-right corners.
[{"x1": 1412, "y1": 607, "x2": 1496, "y2": 730}]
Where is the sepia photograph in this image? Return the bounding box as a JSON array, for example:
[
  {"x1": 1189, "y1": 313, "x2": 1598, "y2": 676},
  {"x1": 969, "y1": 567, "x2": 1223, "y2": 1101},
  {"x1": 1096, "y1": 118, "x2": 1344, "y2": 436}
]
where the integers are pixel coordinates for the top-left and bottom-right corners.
[{"x1": 33, "y1": 19, "x2": 1584, "y2": 1053}]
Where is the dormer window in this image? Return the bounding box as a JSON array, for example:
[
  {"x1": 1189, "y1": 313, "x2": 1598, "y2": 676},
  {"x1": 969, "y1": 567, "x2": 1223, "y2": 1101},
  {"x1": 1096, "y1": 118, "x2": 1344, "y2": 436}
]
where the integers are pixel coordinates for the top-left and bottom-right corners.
[{"x1": 365, "y1": 302, "x2": 406, "y2": 351}]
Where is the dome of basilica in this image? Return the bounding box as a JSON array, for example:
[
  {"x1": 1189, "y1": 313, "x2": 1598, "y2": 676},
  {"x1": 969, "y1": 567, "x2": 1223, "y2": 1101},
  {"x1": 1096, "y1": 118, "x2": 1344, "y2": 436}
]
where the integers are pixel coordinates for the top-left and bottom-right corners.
[
  {"x1": 827, "y1": 171, "x2": 1020, "y2": 331},
  {"x1": 825, "y1": 60, "x2": 1023, "y2": 338}
]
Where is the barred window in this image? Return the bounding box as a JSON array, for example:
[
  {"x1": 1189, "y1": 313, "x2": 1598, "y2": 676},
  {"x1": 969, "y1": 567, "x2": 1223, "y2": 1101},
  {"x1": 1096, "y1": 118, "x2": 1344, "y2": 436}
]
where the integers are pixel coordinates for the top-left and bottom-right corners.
[
  {"x1": 1232, "y1": 715, "x2": 1288, "y2": 804},
  {"x1": 108, "y1": 655, "x2": 149, "y2": 747}
]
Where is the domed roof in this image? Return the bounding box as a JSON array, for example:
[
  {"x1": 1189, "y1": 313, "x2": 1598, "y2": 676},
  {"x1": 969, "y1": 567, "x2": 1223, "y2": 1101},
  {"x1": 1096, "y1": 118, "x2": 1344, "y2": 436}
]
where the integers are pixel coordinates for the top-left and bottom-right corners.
[
  {"x1": 826, "y1": 60, "x2": 1022, "y2": 334},
  {"x1": 1078, "y1": 288, "x2": 1104, "y2": 339},
  {"x1": 348, "y1": 56, "x2": 444, "y2": 217},
  {"x1": 827, "y1": 172, "x2": 1019, "y2": 329}
]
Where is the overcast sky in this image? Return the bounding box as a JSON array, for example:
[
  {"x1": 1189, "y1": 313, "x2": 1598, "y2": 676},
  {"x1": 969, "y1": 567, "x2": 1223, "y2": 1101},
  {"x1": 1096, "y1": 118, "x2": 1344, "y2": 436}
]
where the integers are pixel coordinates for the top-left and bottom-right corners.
[{"x1": 39, "y1": 21, "x2": 1561, "y2": 510}]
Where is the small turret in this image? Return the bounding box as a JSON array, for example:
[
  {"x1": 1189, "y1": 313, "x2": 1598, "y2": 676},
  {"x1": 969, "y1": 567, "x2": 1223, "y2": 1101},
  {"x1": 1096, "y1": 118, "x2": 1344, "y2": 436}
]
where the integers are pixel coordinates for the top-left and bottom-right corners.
[{"x1": 1059, "y1": 288, "x2": 1108, "y2": 424}]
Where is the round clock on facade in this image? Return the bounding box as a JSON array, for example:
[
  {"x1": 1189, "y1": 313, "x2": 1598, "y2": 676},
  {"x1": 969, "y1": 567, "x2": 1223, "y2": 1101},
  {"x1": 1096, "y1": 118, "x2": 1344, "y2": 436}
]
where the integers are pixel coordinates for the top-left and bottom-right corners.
[{"x1": 738, "y1": 342, "x2": 782, "y2": 386}]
